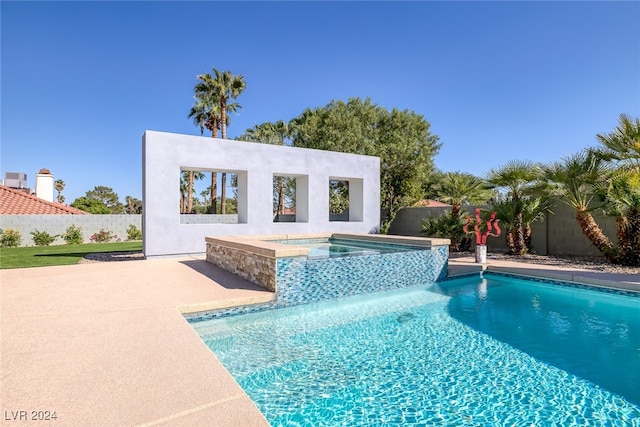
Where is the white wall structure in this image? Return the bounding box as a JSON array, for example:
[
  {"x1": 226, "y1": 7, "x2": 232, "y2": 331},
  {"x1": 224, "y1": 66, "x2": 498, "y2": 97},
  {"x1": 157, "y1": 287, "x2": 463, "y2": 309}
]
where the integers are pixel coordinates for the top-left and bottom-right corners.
[
  {"x1": 35, "y1": 169, "x2": 54, "y2": 202},
  {"x1": 143, "y1": 131, "x2": 381, "y2": 257}
]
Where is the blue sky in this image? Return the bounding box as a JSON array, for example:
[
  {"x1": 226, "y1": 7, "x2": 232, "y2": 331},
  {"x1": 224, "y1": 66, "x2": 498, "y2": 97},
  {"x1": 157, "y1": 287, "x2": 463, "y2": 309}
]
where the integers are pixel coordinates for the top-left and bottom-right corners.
[{"x1": 2, "y1": 1, "x2": 639, "y2": 204}]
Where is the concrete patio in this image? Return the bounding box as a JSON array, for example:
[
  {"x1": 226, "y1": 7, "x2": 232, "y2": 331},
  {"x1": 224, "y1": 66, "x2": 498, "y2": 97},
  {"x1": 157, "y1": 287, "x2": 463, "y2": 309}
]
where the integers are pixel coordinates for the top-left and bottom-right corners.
[{"x1": 1, "y1": 256, "x2": 638, "y2": 426}]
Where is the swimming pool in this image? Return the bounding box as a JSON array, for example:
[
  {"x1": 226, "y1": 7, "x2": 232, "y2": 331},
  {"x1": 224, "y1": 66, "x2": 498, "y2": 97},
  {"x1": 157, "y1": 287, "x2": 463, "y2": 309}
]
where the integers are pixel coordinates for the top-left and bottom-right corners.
[
  {"x1": 191, "y1": 273, "x2": 640, "y2": 425},
  {"x1": 272, "y1": 237, "x2": 416, "y2": 259}
]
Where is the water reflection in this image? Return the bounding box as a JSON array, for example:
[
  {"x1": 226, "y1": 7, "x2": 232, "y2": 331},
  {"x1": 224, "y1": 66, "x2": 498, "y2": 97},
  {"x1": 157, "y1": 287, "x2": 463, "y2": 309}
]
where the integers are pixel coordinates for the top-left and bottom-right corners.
[{"x1": 431, "y1": 276, "x2": 640, "y2": 405}]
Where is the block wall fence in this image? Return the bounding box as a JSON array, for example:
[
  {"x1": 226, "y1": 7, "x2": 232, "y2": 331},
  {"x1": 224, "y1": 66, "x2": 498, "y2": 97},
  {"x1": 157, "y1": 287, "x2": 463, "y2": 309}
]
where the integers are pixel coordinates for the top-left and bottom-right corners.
[
  {"x1": 1, "y1": 202, "x2": 619, "y2": 256},
  {"x1": 0, "y1": 215, "x2": 142, "y2": 246},
  {"x1": 387, "y1": 202, "x2": 618, "y2": 257}
]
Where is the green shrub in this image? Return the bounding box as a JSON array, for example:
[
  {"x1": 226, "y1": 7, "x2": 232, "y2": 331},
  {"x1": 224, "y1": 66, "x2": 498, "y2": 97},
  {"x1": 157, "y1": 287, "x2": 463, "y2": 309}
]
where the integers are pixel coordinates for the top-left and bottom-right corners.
[
  {"x1": 31, "y1": 230, "x2": 58, "y2": 246},
  {"x1": 126, "y1": 224, "x2": 143, "y2": 241},
  {"x1": 421, "y1": 211, "x2": 472, "y2": 252},
  {"x1": 62, "y1": 225, "x2": 84, "y2": 245},
  {"x1": 0, "y1": 228, "x2": 22, "y2": 248},
  {"x1": 90, "y1": 228, "x2": 115, "y2": 243}
]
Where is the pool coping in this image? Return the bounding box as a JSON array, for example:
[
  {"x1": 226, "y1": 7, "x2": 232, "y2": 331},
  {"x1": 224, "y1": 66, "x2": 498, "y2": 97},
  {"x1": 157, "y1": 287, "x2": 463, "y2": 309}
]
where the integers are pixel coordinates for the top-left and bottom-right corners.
[
  {"x1": 2, "y1": 254, "x2": 638, "y2": 426},
  {"x1": 205, "y1": 233, "x2": 451, "y2": 259},
  {"x1": 448, "y1": 256, "x2": 640, "y2": 293}
]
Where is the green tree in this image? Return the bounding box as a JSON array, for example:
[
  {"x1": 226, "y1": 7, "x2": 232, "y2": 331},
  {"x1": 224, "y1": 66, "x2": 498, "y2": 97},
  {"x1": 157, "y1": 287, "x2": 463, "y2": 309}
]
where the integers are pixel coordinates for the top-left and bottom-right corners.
[
  {"x1": 124, "y1": 196, "x2": 143, "y2": 214},
  {"x1": 423, "y1": 171, "x2": 493, "y2": 251},
  {"x1": 430, "y1": 171, "x2": 494, "y2": 220},
  {"x1": 595, "y1": 114, "x2": 640, "y2": 265},
  {"x1": 595, "y1": 113, "x2": 640, "y2": 169},
  {"x1": 71, "y1": 186, "x2": 123, "y2": 214},
  {"x1": 70, "y1": 196, "x2": 110, "y2": 214},
  {"x1": 486, "y1": 161, "x2": 542, "y2": 255},
  {"x1": 421, "y1": 210, "x2": 472, "y2": 252},
  {"x1": 289, "y1": 97, "x2": 440, "y2": 232},
  {"x1": 187, "y1": 99, "x2": 209, "y2": 136},
  {"x1": 241, "y1": 120, "x2": 291, "y2": 145},
  {"x1": 190, "y1": 83, "x2": 219, "y2": 213},
  {"x1": 200, "y1": 187, "x2": 210, "y2": 207},
  {"x1": 54, "y1": 179, "x2": 65, "y2": 203},
  {"x1": 602, "y1": 170, "x2": 640, "y2": 265},
  {"x1": 377, "y1": 108, "x2": 440, "y2": 231},
  {"x1": 215, "y1": 70, "x2": 245, "y2": 139},
  {"x1": 84, "y1": 186, "x2": 124, "y2": 213},
  {"x1": 239, "y1": 121, "x2": 293, "y2": 214},
  {"x1": 520, "y1": 196, "x2": 553, "y2": 253},
  {"x1": 543, "y1": 151, "x2": 616, "y2": 261},
  {"x1": 190, "y1": 68, "x2": 245, "y2": 213},
  {"x1": 179, "y1": 173, "x2": 188, "y2": 214},
  {"x1": 186, "y1": 101, "x2": 214, "y2": 213},
  {"x1": 489, "y1": 197, "x2": 517, "y2": 252},
  {"x1": 329, "y1": 180, "x2": 349, "y2": 215},
  {"x1": 184, "y1": 170, "x2": 205, "y2": 213},
  {"x1": 216, "y1": 70, "x2": 245, "y2": 214}
]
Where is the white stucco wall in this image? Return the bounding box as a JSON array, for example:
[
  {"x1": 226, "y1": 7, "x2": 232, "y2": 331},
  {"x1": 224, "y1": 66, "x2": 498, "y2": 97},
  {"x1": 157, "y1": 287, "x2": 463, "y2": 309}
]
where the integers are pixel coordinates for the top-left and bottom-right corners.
[
  {"x1": 142, "y1": 131, "x2": 381, "y2": 257},
  {"x1": 35, "y1": 173, "x2": 54, "y2": 202}
]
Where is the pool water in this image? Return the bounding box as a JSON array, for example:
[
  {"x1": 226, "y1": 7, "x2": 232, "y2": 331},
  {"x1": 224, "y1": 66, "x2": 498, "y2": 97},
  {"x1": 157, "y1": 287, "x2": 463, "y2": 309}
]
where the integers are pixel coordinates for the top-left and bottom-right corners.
[
  {"x1": 274, "y1": 238, "x2": 415, "y2": 259},
  {"x1": 192, "y1": 274, "x2": 640, "y2": 426}
]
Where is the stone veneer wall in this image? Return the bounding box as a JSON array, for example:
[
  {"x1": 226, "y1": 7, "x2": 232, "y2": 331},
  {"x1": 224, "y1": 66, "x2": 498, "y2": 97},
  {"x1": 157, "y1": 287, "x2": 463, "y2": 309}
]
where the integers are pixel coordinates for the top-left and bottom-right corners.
[{"x1": 206, "y1": 243, "x2": 277, "y2": 291}]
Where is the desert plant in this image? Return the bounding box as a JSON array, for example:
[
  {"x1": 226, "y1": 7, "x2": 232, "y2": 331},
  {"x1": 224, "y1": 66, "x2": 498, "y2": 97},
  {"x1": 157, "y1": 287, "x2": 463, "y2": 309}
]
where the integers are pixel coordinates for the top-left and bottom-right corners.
[
  {"x1": 486, "y1": 160, "x2": 542, "y2": 255},
  {"x1": 0, "y1": 228, "x2": 22, "y2": 248},
  {"x1": 126, "y1": 224, "x2": 143, "y2": 241},
  {"x1": 90, "y1": 228, "x2": 115, "y2": 243},
  {"x1": 31, "y1": 230, "x2": 58, "y2": 246},
  {"x1": 421, "y1": 210, "x2": 472, "y2": 252},
  {"x1": 62, "y1": 225, "x2": 84, "y2": 245}
]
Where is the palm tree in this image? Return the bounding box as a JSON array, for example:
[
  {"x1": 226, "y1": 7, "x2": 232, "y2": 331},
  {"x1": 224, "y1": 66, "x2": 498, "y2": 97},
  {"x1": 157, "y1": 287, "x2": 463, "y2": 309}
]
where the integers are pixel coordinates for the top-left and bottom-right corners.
[
  {"x1": 432, "y1": 172, "x2": 494, "y2": 220},
  {"x1": 212, "y1": 69, "x2": 245, "y2": 214},
  {"x1": 595, "y1": 114, "x2": 640, "y2": 265},
  {"x1": 520, "y1": 197, "x2": 553, "y2": 253},
  {"x1": 189, "y1": 84, "x2": 218, "y2": 213},
  {"x1": 486, "y1": 161, "x2": 541, "y2": 255},
  {"x1": 191, "y1": 68, "x2": 246, "y2": 213},
  {"x1": 203, "y1": 69, "x2": 246, "y2": 139},
  {"x1": 490, "y1": 197, "x2": 517, "y2": 252},
  {"x1": 239, "y1": 121, "x2": 291, "y2": 214},
  {"x1": 421, "y1": 209, "x2": 472, "y2": 252},
  {"x1": 179, "y1": 172, "x2": 189, "y2": 214},
  {"x1": 54, "y1": 179, "x2": 65, "y2": 203},
  {"x1": 221, "y1": 172, "x2": 228, "y2": 214},
  {"x1": 603, "y1": 170, "x2": 640, "y2": 265},
  {"x1": 595, "y1": 114, "x2": 640, "y2": 169},
  {"x1": 187, "y1": 100, "x2": 208, "y2": 136},
  {"x1": 200, "y1": 187, "x2": 211, "y2": 207},
  {"x1": 543, "y1": 151, "x2": 616, "y2": 261},
  {"x1": 189, "y1": 171, "x2": 205, "y2": 213}
]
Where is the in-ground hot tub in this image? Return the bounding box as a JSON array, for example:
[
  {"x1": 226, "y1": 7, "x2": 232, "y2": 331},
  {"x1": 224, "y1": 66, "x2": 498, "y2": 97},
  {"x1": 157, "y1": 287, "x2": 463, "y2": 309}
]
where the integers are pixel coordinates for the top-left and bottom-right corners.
[
  {"x1": 205, "y1": 233, "x2": 450, "y2": 308},
  {"x1": 269, "y1": 236, "x2": 418, "y2": 259}
]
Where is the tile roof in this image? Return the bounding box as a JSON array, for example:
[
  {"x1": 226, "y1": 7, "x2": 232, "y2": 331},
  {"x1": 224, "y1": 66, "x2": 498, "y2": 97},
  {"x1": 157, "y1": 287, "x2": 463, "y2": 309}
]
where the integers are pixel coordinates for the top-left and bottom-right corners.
[
  {"x1": 413, "y1": 199, "x2": 452, "y2": 208},
  {"x1": 0, "y1": 186, "x2": 89, "y2": 215}
]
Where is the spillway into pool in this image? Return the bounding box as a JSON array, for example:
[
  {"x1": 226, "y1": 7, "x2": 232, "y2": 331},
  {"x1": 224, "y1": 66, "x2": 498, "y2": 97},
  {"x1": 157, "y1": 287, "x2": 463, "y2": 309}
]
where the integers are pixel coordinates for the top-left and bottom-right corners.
[{"x1": 204, "y1": 233, "x2": 450, "y2": 313}]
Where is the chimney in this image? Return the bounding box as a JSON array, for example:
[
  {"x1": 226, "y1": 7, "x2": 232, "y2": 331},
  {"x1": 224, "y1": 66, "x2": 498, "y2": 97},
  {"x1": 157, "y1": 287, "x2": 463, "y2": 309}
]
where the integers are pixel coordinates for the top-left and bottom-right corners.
[{"x1": 35, "y1": 168, "x2": 54, "y2": 202}]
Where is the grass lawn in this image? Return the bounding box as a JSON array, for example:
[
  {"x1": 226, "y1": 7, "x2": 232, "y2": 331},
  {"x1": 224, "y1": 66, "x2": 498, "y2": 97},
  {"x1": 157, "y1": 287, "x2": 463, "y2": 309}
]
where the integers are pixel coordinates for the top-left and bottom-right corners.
[{"x1": 0, "y1": 242, "x2": 143, "y2": 269}]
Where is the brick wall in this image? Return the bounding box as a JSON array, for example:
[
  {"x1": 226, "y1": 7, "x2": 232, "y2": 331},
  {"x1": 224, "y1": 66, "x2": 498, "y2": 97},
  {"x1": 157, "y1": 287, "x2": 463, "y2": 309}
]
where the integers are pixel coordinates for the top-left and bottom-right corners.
[{"x1": 0, "y1": 215, "x2": 142, "y2": 246}]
